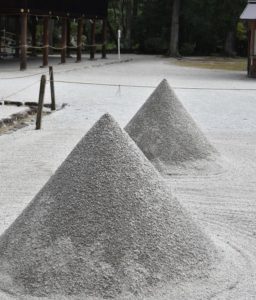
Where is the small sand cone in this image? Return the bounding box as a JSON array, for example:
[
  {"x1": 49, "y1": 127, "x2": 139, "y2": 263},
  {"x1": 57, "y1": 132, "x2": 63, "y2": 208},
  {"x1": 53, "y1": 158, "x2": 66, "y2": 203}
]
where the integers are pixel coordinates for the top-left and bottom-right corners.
[
  {"x1": 125, "y1": 79, "x2": 220, "y2": 175},
  {"x1": 0, "y1": 114, "x2": 216, "y2": 298}
]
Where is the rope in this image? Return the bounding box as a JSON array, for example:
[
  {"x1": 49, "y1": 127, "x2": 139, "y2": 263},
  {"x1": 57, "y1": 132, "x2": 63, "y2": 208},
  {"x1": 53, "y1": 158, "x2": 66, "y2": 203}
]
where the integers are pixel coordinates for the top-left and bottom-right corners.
[
  {"x1": 0, "y1": 29, "x2": 15, "y2": 36},
  {"x1": 51, "y1": 80, "x2": 256, "y2": 91},
  {"x1": 52, "y1": 80, "x2": 155, "y2": 88},
  {"x1": 2, "y1": 79, "x2": 41, "y2": 100},
  {"x1": 0, "y1": 71, "x2": 48, "y2": 80},
  {"x1": 1, "y1": 43, "x2": 103, "y2": 51}
]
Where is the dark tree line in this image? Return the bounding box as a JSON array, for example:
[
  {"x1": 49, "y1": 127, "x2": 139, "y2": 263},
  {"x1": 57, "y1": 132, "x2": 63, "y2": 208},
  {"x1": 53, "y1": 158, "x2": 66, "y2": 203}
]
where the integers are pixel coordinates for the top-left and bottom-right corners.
[{"x1": 108, "y1": 0, "x2": 248, "y2": 56}]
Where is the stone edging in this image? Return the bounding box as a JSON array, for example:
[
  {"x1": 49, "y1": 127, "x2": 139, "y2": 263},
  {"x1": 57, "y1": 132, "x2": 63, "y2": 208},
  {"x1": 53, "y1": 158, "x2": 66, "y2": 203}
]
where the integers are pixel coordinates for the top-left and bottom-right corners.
[{"x1": 0, "y1": 107, "x2": 37, "y2": 129}]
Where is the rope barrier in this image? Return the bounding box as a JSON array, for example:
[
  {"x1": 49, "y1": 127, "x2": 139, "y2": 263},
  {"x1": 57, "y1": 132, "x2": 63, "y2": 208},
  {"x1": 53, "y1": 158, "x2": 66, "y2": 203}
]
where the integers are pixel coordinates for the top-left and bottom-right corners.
[
  {"x1": 2, "y1": 79, "x2": 41, "y2": 100},
  {"x1": 1, "y1": 43, "x2": 103, "y2": 51},
  {"x1": 0, "y1": 71, "x2": 48, "y2": 80},
  {"x1": 51, "y1": 80, "x2": 256, "y2": 91}
]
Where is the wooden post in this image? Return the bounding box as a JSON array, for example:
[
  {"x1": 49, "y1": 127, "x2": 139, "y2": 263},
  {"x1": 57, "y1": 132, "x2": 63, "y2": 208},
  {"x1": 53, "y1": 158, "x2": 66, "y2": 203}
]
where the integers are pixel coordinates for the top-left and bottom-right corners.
[
  {"x1": 248, "y1": 21, "x2": 256, "y2": 78},
  {"x1": 90, "y1": 20, "x2": 96, "y2": 60},
  {"x1": 76, "y1": 18, "x2": 84, "y2": 62},
  {"x1": 20, "y1": 12, "x2": 28, "y2": 70},
  {"x1": 42, "y1": 16, "x2": 49, "y2": 67},
  {"x1": 36, "y1": 75, "x2": 46, "y2": 130},
  {"x1": 31, "y1": 16, "x2": 37, "y2": 57},
  {"x1": 14, "y1": 16, "x2": 20, "y2": 58},
  {"x1": 49, "y1": 18, "x2": 54, "y2": 55},
  {"x1": 102, "y1": 18, "x2": 107, "y2": 59},
  {"x1": 49, "y1": 66, "x2": 56, "y2": 111},
  {"x1": 61, "y1": 18, "x2": 67, "y2": 64},
  {"x1": 247, "y1": 27, "x2": 250, "y2": 76},
  {"x1": 67, "y1": 19, "x2": 71, "y2": 58}
]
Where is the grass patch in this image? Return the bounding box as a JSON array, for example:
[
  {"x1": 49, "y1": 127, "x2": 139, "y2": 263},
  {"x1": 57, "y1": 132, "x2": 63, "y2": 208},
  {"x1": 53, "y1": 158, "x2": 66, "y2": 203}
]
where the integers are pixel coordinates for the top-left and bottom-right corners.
[{"x1": 174, "y1": 57, "x2": 247, "y2": 71}]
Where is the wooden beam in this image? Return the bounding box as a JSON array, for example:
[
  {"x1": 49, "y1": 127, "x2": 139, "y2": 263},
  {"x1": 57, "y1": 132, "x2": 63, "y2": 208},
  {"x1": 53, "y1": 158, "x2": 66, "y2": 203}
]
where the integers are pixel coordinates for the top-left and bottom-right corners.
[
  {"x1": 76, "y1": 18, "x2": 84, "y2": 62},
  {"x1": 90, "y1": 20, "x2": 96, "y2": 60},
  {"x1": 102, "y1": 18, "x2": 107, "y2": 59},
  {"x1": 61, "y1": 18, "x2": 67, "y2": 64},
  {"x1": 20, "y1": 13, "x2": 28, "y2": 71},
  {"x1": 41, "y1": 16, "x2": 49, "y2": 67}
]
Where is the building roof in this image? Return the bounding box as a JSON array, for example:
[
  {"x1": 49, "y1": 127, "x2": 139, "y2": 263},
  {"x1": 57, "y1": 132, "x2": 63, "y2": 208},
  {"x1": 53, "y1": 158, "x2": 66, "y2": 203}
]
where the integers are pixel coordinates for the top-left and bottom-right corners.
[
  {"x1": 0, "y1": 0, "x2": 108, "y2": 18},
  {"x1": 241, "y1": 1, "x2": 256, "y2": 20}
]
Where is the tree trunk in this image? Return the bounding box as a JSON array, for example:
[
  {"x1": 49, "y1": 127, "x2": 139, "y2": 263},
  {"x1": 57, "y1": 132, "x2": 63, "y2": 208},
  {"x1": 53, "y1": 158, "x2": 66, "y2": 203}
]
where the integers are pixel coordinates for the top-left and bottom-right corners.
[
  {"x1": 224, "y1": 31, "x2": 236, "y2": 57},
  {"x1": 125, "y1": 0, "x2": 132, "y2": 49},
  {"x1": 107, "y1": 20, "x2": 118, "y2": 48},
  {"x1": 133, "y1": 0, "x2": 138, "y2": 17},
  {"x1": 169, "y1": 0, "x2": 181, "y2": 57}
]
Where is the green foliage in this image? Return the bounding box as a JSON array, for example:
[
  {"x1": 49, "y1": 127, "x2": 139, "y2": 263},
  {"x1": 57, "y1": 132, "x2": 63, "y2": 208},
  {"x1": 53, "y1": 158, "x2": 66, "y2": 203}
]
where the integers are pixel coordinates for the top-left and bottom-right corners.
[
  {"x1": 237, "y1": 21, "x2": 247, "y2": 41},
  {"x1": 108, "y1": 0, "x2": 248, "y2": 55},
  {"x1": 180, "y1": 0, "x2": 247, "y2": 54},
  {"x1": 180, "y1": 42, "x2": 196, "y2": 56},
  {"x1": 144, "y1": 37, "x2": 167, "y2": 53}
]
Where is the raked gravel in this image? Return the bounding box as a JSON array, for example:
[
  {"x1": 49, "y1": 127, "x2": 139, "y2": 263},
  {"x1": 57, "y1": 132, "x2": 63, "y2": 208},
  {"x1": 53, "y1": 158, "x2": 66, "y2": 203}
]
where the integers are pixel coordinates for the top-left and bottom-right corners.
[
  {"x1": 125, "y1": 79, "x2": 221, "y2": 175},
  {"x1": 0, "y1": 114, "x2": 216, "y2": 299}
]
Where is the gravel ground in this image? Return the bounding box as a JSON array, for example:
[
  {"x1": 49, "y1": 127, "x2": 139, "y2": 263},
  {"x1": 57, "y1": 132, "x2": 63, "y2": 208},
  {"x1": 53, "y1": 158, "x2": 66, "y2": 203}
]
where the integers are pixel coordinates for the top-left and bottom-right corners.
[{"x1": 0, "y1": 54, "x2": 256, "y2": 299}]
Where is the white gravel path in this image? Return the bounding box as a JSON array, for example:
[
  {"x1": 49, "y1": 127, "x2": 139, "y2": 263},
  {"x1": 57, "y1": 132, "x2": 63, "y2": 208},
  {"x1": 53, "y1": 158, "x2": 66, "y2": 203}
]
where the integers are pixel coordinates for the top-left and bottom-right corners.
[{"x1": 0, "y1": 54, "x2": 256, "y2": 299}]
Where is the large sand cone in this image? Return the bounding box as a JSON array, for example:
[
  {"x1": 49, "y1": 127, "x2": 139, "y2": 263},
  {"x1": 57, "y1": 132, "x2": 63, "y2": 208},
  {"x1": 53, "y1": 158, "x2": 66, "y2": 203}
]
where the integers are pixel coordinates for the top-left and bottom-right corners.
[
  {"x1": 0, "y1": 114, "x2": 216, "y2": 298},
  {"x1": 125, "y1": 79, "x2": 220, "y2": 175}
]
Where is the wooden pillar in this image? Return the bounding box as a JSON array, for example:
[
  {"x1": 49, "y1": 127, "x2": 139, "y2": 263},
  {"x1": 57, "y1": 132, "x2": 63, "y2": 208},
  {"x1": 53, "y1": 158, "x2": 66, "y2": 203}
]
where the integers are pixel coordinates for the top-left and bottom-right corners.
[
  {"x1": 102, "y1": 18, "x2": 107, "y2": 59},
  {"x1": 61, "y1": 18, "x2": 67, "y2": 64},
  {"x1": 248, "y1": 21, "x2": 256, "y2": 78},
  {"x1": 76, "y1": 18, "x2": 84, "y2": 62},
  {"x1": 14, "y1": 16, "x2": 20, "y2": 58},
  {"x1": 67, "y1": 19, "x2": 71, "y2": 58},
  {"x1": 20, "y1": 12, "x2": 28, "y2": 70},
  {"x1": 31, "y1": 16, "x2": 37, "y2": 57},
  {"x1": 42, "y1": 16, "x2": 49, "y2": 67},
  {"x1": 48, "y1": 19, "x2": 54, "y2": 55},
  {"x1": 247, "y1": 28, "x2": 250, "y2": 75},
  {"x1": 90, "y1": 20, "x2": 96, "y2": 60}
]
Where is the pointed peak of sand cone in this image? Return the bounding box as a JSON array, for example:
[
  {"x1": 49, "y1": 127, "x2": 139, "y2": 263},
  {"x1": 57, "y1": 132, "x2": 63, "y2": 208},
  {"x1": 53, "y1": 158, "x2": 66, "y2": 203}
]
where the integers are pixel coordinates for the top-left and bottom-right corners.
[
  {"x1": 125, "y1": 79, "x2": 219, "y2": 175},
  {"x1": 97, "y1": 112, "x2": 116, "y2": 124},
  {"x1": 0, "y1": 114, "x2": 216, "y2": 298},
  {"x1": 151, "y1": 78, "x2": 176, "y2": 101},
  {"x1": 158, "y1": 78, "x2": 170, "y2": 88},
  {"x1": 159, "y1": 78, "x2": 169, "y2": 86}
]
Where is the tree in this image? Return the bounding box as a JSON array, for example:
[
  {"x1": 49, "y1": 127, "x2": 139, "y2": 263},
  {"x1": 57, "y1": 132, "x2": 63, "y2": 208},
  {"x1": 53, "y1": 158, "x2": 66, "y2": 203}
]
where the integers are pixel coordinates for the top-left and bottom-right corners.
[
  {"x1": 107, "y1": 0, "x2": 247, "y2": 56},
  {"x1": 169, "y1": 0, "x2": 181, "y2": 56}
]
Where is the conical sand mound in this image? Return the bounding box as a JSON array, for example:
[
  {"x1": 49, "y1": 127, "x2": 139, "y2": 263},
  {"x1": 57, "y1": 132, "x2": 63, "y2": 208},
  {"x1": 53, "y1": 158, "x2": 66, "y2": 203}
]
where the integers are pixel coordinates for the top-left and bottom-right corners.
[
  {"x1": 125, "y1": 79, "x2": 220, "y2": 175},
  {"x1": 0, "y1": 114, "x2": 216, "y2": 298}
]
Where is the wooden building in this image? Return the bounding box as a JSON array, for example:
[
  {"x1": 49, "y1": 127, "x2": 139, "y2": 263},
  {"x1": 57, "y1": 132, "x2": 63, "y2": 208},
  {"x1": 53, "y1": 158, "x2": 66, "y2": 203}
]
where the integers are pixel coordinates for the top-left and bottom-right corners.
[
  {"x1": 0, "y1": 0, "x2": 108, "y2": 70},
  {"x1": 241, "y1": 0, "x2": 256, "y2": 77}
]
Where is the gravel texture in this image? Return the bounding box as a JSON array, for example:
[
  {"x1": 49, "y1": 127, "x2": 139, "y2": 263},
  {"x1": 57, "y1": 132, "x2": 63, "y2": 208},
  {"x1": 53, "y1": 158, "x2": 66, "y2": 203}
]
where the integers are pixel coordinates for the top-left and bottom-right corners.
[
  {"x1": 0, "y1": 113, "x2": 216, "y2": 299},
  {"x1": 125, "y1": 79, "x2": 220, "y2": 175}
]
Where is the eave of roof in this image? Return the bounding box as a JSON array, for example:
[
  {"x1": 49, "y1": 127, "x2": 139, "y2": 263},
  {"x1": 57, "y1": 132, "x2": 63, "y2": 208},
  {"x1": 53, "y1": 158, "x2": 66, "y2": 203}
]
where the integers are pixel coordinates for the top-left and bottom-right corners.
[
  {"x1": 241, "y1": 1, "x2": 256, "y2": 20},
  {"x1": 0, "y1": 1, "x2": 108, "y2": 18}
]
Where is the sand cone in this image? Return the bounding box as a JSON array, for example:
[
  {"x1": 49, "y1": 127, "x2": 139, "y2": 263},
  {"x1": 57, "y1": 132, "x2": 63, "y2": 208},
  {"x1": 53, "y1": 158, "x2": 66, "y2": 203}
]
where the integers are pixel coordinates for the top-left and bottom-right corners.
[
  {"x1": 125, "y1": 79, "x2": 219, "y2": 175},
  {"x1": 0, "y1": 114, "x2": 216, "y2": 298}
]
